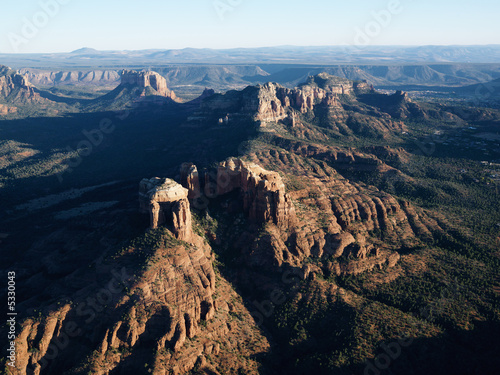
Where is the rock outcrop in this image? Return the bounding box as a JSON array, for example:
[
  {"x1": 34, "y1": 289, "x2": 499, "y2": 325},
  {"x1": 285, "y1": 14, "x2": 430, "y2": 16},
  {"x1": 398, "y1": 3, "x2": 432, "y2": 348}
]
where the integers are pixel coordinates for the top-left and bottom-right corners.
[
  {"x1": 197, "y1": 81, "x2": 343, "y2": 124},
  {"x1": 298, "y1": 72, "x2": 372, "y2": 95},
  {"x1": 176, "y1": 157, "x2": 406, "y2": 278},
  {"x1": 192, "y1": 73, "x2": 377, "y2": 126},
  {"x1": 0, "y1": 103, "x2": 17, "y2": 114},
  {"x1": 180, "y1": 163, "x2": 201, "y2": 200},
  {"x1": 87, "y1": 69, "x2": 180, "y2": 110},
  {"x1": 217, "y1": 158, "x2": 297, "y2": 230},
  {"x1": 181, "y1": 158, "x2": 297, "y2": 231},
  {"x1": 120, "y1": 70, "x2": 177, "y2": 100},
  {"x1": 230, "y1": 147, "x2": 449, "y2": 278},
  {"x1": 139, "y1": 178, "x2": 192, "y2": 241},
  {"x1": 0, "y1": 65, "x2": 40, "y2": 104},
  {"x1": 11, "y1": 227, "x2": 268, "y2": 375}
]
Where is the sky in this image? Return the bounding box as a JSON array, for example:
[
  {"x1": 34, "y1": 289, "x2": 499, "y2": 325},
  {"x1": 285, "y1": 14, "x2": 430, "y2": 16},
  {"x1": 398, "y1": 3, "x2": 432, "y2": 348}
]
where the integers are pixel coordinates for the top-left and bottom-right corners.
[{"x1": 0, "y1": 0, "x2": 499, "y2": 53}]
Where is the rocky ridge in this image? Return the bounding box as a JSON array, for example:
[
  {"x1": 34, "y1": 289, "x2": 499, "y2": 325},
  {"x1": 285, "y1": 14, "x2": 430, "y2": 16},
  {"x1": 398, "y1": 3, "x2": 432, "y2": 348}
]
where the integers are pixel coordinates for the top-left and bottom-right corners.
[
  {"x1": 237, "y1": 149, "x2": 445, "y2": 276},
  {"x1": 194, "y1": 73, "x2": 372, "y2": 125},
  {"x1": 18, "y1": 69, "x2": 121, "y2": 87},
  {"x1": 85, "y1": 70, "x2": 180, "y2": 110},
  {"x1": 180, "y1": 158, "x2": 297, "y2": 231},
  {"x1": 190, "y1": 73, "x2": 412, "y2": 141},
  {"x1": 174, "y1": 157, "x2": 439, "y2": 280},
  {"x1": 11, "y1": 201, "x2": 268, "y2": 375}
]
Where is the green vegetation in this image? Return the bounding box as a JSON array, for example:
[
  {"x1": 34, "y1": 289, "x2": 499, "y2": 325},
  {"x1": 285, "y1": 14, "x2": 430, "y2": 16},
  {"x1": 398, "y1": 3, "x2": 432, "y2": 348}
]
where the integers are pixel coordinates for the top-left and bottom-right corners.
[
  {"x1": 2, "y1": 72, "x2": 500, "y2": 374},
  {"x1": 270, "y1": 284, "x2": 360, "y2": 373}
]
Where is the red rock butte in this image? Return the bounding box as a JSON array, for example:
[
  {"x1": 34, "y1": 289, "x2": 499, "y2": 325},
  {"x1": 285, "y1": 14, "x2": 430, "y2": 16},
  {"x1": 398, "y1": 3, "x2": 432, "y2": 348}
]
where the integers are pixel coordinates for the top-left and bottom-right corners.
[{"x1": 120, "y1": 70, "x2": 177, "y2": 100}]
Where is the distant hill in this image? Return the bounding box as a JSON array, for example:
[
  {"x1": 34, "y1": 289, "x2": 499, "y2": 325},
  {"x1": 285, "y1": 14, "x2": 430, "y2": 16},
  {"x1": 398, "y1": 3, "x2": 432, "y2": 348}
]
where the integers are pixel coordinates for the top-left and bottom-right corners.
[
  {"x1": 457, "y1": 78, "x2": 500, "y2": 98},
  {"x1": 70, "y1": 47, "x2": 101, "y2": 55}
]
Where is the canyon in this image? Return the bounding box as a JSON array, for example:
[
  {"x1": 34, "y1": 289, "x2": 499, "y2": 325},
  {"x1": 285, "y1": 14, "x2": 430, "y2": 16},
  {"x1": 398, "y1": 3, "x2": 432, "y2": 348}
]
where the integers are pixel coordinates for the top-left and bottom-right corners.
[{"x1": 2, "y1": 68, "x2": 499, "y2": 375}]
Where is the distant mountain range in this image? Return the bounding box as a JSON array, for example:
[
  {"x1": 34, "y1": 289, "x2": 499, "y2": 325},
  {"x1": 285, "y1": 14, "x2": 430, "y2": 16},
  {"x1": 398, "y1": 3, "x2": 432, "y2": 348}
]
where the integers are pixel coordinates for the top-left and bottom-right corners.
[
  {"x1": 1, "y1": 46, "x2": 499, "y2": 101},
  {"x1": 1, "y1": 45, "x2": 500, "y2": 68}
]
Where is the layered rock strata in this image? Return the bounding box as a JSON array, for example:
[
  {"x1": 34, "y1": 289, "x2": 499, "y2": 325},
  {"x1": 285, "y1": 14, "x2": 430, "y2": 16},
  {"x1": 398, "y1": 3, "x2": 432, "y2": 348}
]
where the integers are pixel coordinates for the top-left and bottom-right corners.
[
  {"x1": 181, "y1": 158, "x2": 297, "y2": 230},
  {"x1": 195, "y1": 74, "x2": 372, "y2": 125},
  {"x1": 0, "y1": 65, "x2": 40, "y2": 103},
  {"x1": 12, "y1": 227, "x2": 267, "y2": 375},
  {"x1": 180, "y1": 163, "x2": 201, "y2": 200}
]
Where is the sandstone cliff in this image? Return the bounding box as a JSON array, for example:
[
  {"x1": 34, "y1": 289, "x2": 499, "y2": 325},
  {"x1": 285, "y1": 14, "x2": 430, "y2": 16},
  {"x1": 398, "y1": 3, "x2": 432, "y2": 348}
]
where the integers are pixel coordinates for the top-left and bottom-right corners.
[
  {"x1": 180, "y1": 163, "x2": 201, "y2": 200},
  {"x1": 215, "y1": 158, "x2": 297, "y2": 230},
  {"x1": 298, "y1": 72, "x2": 372, "y2": 95},
  {"x1": 191, "y1": 73, "x2": 411, "y2": 141},
  {"x1": 179, "y1": 158, "x2": 297, "y2": 231},
  {"x1": 120, "y1": 70, "x2": 177, "y2": 100},
  {"x1": 217, "y1": 150, "x2": 446, "y2": 280},
  {"x1": 18, "y1": 69, "x2": 121, "y2": 87},
  {"x1": 10, "y1": 216, "x2": 268, "y2": 375},
  {"x1": 0, "y1": 65, "x2": 40, "y2": 105},
  {"x1": 139, "y1": 178, "x2": 192, "y2": 241},
  {"x1": 173, "y1": 157, "x2": 423, "y2": 282},
  {"x1": 0, "y1": 103, "x2": 17, "y2": 114},
  {"x1": 86, "y1": 69, "x2": 180, "y2": 110},
  {"x1": 196, "y1": 79, "x2": 347, "y2": 124}
]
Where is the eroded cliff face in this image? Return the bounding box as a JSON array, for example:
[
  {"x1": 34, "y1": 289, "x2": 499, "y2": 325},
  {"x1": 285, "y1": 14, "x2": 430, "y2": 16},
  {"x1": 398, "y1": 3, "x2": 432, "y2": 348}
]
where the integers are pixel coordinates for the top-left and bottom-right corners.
[
  {"x1": 139, "y1": 178, "x2": 193, "y2": 241},
  {"x1": 0, "y1": 66, "x2": 40, "y2": 104},
  {"x1": 10, "y1": 219, "x2": 268, "y2": 375},
  {"x1": 235, "y1": 149, "x2": 446, "y2": 277},
  {"x1": 194, "y1": 72, "x2": 373, "y2": 125},
  {"x1": 174, "y1": 157, "x2": 434, "y2": 281},
  {"x1": 298, "y1": 72, "x2": 372, "y2": 93},
  {"x1": 179, "y1": 158, "x2": 297, "y2": 231},
  {"x1": 215, "y1": 158, "x2": 297, "y2": 230},
  {"x1": 19, "y1": 69, "x2": 121, "y2": 87},
  {"x1": 191, "y1": 73, "x2": 411, "y2": 140},
  {"x1": 120, "y1": 70, "x2": 177, "y2": 100},
  {"x1": 0, "y1": 103, "x2": 17, "y2": 114},
  {"x1": 180, "y1": 163, "x2": 201, "y2": 200}
]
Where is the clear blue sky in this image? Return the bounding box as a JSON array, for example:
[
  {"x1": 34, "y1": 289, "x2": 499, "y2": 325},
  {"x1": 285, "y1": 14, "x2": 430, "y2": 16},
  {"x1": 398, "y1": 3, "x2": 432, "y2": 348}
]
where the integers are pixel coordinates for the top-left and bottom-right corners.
[{"x1": 1, "y1": 0, "x2": 499, "y2": 53}]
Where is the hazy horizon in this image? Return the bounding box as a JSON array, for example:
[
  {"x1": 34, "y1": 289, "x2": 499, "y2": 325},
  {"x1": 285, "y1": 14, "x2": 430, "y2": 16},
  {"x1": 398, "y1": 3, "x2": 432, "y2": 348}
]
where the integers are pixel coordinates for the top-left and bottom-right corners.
[
  {"x1": 2, "y1": 43, "x2": 500, "y2": 55},
  {"x1": 1, "y1": 0, "x2": 499, "y2": 54}
]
